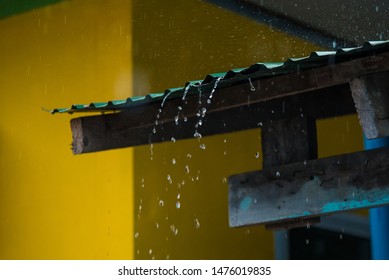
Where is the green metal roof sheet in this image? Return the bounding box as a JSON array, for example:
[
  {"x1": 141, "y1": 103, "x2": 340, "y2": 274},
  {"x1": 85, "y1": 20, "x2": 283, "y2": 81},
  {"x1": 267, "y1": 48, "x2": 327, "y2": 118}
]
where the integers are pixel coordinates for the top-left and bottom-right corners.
[{"x1": 51, "y1": 40, "x2": 389, "y2": 114}]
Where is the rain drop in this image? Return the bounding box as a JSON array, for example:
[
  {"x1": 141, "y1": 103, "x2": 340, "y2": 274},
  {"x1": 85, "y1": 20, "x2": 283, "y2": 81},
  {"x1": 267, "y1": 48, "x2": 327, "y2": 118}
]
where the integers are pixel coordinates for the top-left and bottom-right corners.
[
  {"x1": 248, "y1": 78, "x2": 255, "y2": 91},
  {"x1": 194, "y1": 218, "x2": 201, "y2": 229},
  {"x1": 176, "y1": 201, "x2": 181, "y2": 209},
  {"x1": 172, "y1": 158, "x2": 176, "y2": 165}
]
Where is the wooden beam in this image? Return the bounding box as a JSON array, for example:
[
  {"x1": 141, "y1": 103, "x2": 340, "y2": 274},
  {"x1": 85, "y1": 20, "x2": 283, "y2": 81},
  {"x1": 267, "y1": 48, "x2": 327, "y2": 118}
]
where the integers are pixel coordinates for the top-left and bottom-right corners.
[
  {"x1": 70, "y1": 84, "x2": 355, "y2": 154},
  {"x1": 261, "y1": 116, "x2": 317, "y2": 169},
  {"x1": 350, "y1": 71, "x2": 389, "y2": 139},
  {"x1": 229, "y1": 147, "x2": 389, "y2": 227}
]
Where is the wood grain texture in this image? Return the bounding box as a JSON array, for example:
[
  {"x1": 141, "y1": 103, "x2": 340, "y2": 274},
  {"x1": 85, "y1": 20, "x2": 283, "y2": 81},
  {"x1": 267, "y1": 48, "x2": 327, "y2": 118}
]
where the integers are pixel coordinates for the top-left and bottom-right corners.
[{"x1": 229, "y1": 147, "x2": 389, "y2": 227}]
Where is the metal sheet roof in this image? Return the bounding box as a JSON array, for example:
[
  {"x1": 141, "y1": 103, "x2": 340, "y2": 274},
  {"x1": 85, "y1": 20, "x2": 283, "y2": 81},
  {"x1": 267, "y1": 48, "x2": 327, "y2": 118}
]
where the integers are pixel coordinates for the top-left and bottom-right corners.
[{"x1": 51, "y1": 40, "x2": 389, "y2": 114}]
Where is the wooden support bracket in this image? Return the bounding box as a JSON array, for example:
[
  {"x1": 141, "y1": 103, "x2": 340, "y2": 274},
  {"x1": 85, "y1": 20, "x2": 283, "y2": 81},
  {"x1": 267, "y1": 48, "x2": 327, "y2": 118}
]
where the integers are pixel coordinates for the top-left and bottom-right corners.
[
  {"x1": 350, "y1": 71, "x2": 389, "y2": 139},
  {"x1": 229, "y1": 147, "x2": 389, "y2": 228}
]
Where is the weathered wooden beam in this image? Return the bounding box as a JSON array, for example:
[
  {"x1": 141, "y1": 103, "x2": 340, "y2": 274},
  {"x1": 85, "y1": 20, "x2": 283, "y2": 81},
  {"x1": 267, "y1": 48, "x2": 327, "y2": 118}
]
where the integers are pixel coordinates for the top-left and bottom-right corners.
[
  {"x1": 229, "y1": 147, "x2": 389, "y2": 227},
  {"x1": 261, "y1": 116, "x2": 317, "y2": 169},
  {"x1": 350, "y1": 71, "x2": 389, "y2": 139},
  {"x1": 70, "y1": 84, "x2": 355, "y2": 154}
]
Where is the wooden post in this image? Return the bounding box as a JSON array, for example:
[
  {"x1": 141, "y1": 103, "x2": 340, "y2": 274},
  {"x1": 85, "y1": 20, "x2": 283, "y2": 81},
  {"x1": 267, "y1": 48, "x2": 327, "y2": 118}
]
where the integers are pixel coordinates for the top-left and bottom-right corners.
[{"x1": 350, "y1": 71, "x2": 389, "y2": 139}]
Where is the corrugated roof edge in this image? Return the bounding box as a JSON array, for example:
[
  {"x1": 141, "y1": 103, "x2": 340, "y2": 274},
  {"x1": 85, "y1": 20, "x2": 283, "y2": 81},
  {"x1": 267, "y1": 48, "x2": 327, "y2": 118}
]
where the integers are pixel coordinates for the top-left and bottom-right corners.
[{"x1": 51, "y1": 40, "x2": 389, "y2": 114}]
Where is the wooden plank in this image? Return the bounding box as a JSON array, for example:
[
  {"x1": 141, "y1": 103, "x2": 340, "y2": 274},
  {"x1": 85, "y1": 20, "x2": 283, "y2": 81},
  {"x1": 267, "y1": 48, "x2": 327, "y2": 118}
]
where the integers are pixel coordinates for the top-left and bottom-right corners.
[
  {"x1": 350, "y1": 71, "x2": 389, "y2": 139},
  {"x1": 261, "y1": 116, "x2": 317, "y2": 169},
  {"x1": 229, "y1": 147, "x2": 389, "y2": 227},
  {"x1": 70, "y1": 84, "x2": 355, "y2": 154}
]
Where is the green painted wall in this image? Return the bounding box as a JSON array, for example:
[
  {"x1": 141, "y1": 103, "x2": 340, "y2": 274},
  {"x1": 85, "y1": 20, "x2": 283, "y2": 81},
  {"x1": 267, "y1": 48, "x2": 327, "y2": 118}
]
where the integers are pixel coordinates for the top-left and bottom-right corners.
[{"x1": 0, "y1": 0, "x2": 63, "y2": 19}]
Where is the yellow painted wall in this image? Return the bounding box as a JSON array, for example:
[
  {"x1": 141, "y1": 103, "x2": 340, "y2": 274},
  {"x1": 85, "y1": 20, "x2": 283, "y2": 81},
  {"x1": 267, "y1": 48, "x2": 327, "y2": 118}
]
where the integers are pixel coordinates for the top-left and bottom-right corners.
[{"x1": 0, "y1": 0, "x2": 133, "y2": 259}]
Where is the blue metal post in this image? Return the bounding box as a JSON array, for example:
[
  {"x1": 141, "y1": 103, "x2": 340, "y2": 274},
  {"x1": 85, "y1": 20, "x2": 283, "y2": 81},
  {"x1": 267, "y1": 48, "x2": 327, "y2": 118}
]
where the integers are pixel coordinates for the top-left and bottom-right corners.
[{"x1": 364, "y1": 136, "x2": 389, "y2": 259}]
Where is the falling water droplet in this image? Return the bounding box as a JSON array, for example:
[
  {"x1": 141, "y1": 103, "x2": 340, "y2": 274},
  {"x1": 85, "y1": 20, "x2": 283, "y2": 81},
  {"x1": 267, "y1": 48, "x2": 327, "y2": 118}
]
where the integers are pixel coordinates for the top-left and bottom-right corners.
[
  {"x1": 194, "y1": 131, "x2": 202, "y2": 139},
  {"x1": 149, "y1": 249, "x2": 153, "y2": 255},
  {"x1": 182, "y1": 84, "x2": 191, "y2": 101},
  {"x1": 276, "y1": 171, "x2": 281, "y2": 177},
  {"x1": 178, "y1": 106, "x2": 182, "y2": 111},
  {"x1": 152, "y1": 128, "x2": 156, "y2": 134},
  {"x1": 171, "y1": 137, "x2": 176, "y2": 143},
  {"x1": 305, "y1": 239, "x2": 310, "y2": 245},
  {"x1": 194, "y1": 218, "x2": 201, "y2": 229},
  {"x1": 185, "y1": 165, "x2": 190, "y2": 174},
  {"x1": 172, "y1": 158, "x2": 176, "y2": 165},
  {"x1": 176, "y1": 201, "x2": 181, "y2": 209},
  {"x1": 209, "y1": 76, "x2": 223, "y2": 99},
  {"x1": 187, "y1": 153, "x2": 192, "y2": 159},
  {"x1": 155, "y1": 223, "x2": 160, "y2": 229},
  {"x1": 339, "y1": 234, "x2": 343, "y2": 240},
  {"x1": 170, "y1": 225, "x2": 179, "y2": 235},
  {"x1": 161, "y1": 91, "x2": 173, "y2": 107},
  {"x1": 199, "y1": 143, "x2": 206, "y2": 150},
  {"x1": 159, "y1": 200, "x2": 164, "y2": 207},
  {"x1": 174, "y1": 116, "x2": 179, "y2": 125},
  {"x1": 222, "y1": 177, "x2": 227, "y2": 183},
  {"x1": 255, "y1": 152, "x2": 260, "y2": 158},
  {"x1": 207, "y1": 99, "x2": 211, "y2": 104},
  {"x1": 134, "y1": 232, "x2": 139, "y2": 238},
  {"x1": 167, "y1": 174, "x2": 173, "y2": 184},
  {"x1": 248, "y1": 78, "x2": 255, "y2": 91},
  {"x1": 177, "y1": 193, "x2": 181, "y2": 199}
]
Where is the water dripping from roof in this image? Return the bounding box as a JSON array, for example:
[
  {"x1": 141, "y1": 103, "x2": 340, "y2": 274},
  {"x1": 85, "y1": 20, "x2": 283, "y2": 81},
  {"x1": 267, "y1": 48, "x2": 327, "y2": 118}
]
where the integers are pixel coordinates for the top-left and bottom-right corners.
[
  {"x1": 207, "y1": 76, "x2": 223, "y2": 103},
  {"x1": 248, "y1": 78, "x2": 255, "y2": 91}
]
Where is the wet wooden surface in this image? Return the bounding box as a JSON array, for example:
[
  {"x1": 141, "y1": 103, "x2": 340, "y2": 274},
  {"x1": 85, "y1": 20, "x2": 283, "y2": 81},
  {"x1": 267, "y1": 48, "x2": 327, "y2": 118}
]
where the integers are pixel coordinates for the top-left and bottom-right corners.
[{"x1": 229, "y1": 147, "x2": 389, "y2": 227}]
